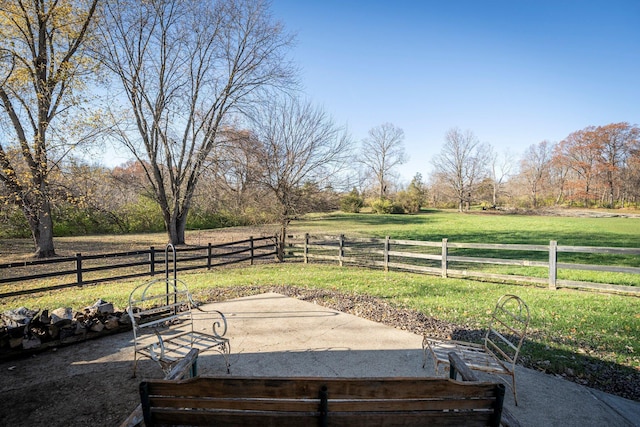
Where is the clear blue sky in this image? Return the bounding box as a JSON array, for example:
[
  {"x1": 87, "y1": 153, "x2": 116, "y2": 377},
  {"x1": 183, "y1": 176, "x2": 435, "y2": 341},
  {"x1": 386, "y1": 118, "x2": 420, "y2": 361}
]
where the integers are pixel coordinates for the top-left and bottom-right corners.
[{"x1": 269, "y1": 0, "x2": 640, "y2": 182}]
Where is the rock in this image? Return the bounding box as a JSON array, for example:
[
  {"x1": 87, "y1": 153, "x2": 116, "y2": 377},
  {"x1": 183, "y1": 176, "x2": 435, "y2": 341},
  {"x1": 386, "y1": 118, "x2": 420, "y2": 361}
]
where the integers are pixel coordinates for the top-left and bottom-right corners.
[
  {"x1": 75, "y1": 322, "x2": 87, "y2": 336},
  {"x1": 9, "y1": 337, "x2": 23, "y2": 349},
  {"x1": 22, "y1": 336, "x2": 41, "y2": 350},
  {"x1": 59, "y1": 327, "x2": 75, "y2": 341},
  {"x1": 88, "y1": 299, "x2": 114, "y2": 315},
  {"x1": 118, "y1": 314, "x2": 131, "y2": 325},
  {"x1": 90, "y1": 321, "x2": 105, "y2": 333},
  {"x1": 50, "y1": 308, "x2": 73, "y2": 327},
  {"x1": 39, "y1": 310, "x2": 50, "y2": 325},
  {"x1": 104, "y1": 317, "x2": 119, "y2": 330},
  {"x1": 48, "y1": 324, "x2": 60, "y2": 340},
  {"x1": 2, "y1": 307, "x2": 39, "y2": 328}
]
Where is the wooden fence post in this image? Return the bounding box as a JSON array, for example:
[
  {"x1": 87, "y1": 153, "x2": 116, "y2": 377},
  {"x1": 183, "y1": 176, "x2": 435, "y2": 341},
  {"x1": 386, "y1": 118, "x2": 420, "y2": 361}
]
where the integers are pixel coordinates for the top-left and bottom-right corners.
[
  {"x1": 304, "y1": 233, "x2": 309, "y2": 264},
  {"x1": 250, "y1": 236, "x2": 254, "y2": 265},
  {"x1": 76, "y1": 253, "x2": 83, "y2": 285},
  {"x1": 339, "y1": 234, "x2": 344, "y2": 267},
  {"x1": 384, "y1": 236, "x2": 390, "y2": 272},
  {"x1": 549, "y1": 240, "x2": 557, "y2": 290},
  {"x1": 441, "y1": 239, "x2": 448, "y2": 278},
  {"x1": 207, "y1": 243, "x2": 212, "y2": 269},
  {"x1": 149, "y1": 246, "x2": 155, "y2": 276}
]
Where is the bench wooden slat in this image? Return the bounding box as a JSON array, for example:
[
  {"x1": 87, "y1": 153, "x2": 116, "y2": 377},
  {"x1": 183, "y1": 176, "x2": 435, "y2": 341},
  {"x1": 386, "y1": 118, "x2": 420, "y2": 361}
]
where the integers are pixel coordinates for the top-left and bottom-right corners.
[
  {"x1": 151, "y1": 410, "x2": 323, "y2": 426},
  {"x1": 148, "y1": 396, "x2": 498, "y2": 412},
  {"x1": 150, "y1": 409, "x2": 494, "y2": 427},
  {"x1": 145, "y1": 376, "x2": 501, "y2": 399},
  {"x1": 150, "y1": 397, "x2": 320, "y2": 411}
]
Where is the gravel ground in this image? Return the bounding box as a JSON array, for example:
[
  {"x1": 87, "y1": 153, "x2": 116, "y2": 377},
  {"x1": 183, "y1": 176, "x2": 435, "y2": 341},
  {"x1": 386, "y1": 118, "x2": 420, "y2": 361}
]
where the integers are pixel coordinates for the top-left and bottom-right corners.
[{"x1": 198, "y1": 285, "x2": 640, "y2": 401}]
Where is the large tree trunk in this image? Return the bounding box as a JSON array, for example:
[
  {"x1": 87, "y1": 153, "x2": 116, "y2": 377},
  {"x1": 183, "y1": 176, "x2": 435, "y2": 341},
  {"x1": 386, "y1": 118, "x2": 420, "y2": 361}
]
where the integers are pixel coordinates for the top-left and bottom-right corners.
[
  {"x1": 167, "y1": 209, "x2": 188, "y2": 245},
  {"x1": 27, "y1": 198, "x2": 56, "y2": 258}
]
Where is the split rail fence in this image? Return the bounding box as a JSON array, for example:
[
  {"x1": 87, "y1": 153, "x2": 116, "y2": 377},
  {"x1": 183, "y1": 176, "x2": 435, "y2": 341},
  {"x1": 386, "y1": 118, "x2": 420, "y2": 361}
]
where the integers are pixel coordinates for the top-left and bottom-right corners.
[
  {"x1": 2, "y1": 233, "x2": 638, "y2": 299},
  {"x1": 286, "y1": 234, "x2": 640, "y2": 296},
  {"x1": 0, "y1": 236, "x2": 277, "y2": 299}
]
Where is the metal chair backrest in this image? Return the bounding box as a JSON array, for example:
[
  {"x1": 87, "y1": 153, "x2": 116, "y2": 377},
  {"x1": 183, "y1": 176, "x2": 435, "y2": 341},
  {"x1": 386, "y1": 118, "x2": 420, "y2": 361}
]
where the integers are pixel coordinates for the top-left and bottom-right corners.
[
  {"x1": 483, "y1": 294, "x2": 530, "y2": 371},
  {"x1": 128, "y1": 278, "x2": 195, "y2": 342}
]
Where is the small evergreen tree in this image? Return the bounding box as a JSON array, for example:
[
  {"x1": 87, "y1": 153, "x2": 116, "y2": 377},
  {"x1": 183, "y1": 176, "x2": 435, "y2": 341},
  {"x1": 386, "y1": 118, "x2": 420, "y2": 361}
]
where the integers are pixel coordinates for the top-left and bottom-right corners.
[{"x1": 340, "y1": 188, "x2": 364, "y2": 213}]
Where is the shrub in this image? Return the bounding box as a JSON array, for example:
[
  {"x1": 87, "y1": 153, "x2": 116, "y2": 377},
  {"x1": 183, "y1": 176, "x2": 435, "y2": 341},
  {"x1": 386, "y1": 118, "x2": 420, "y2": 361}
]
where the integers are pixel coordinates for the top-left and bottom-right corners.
[
  {"x1": 121, "y1": 198, "x2": 165, "y2": 233},
  {"x1": 0, "y1": 205, "x2": 30, "y2": 238},
  {"x1": 370, "y1": 198, "x2": 403, "y2": 214},
  {"x1": 340, "y1": 188, "x2": 364, "y2": 213},
  {"x1": 187, "y1": 208, "x2": 244, "y2": 230}
]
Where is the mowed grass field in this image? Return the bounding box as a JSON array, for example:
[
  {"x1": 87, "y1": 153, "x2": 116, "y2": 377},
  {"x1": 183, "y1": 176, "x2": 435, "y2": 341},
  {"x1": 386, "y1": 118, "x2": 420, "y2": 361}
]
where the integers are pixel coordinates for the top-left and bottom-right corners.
[{"x1": 1, "y1": 209, "x2": 639, "y2": 398}]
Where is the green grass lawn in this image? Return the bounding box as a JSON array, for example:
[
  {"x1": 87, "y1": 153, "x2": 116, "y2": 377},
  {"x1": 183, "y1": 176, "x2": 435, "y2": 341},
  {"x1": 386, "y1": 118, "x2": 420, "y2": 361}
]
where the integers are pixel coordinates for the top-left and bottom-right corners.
[
  {"x1": 289, "y1": 211, "x2": 640, "y2": 286},
  {"x1": 293, "y1": 210, "x2": 640, "y2": 248}
]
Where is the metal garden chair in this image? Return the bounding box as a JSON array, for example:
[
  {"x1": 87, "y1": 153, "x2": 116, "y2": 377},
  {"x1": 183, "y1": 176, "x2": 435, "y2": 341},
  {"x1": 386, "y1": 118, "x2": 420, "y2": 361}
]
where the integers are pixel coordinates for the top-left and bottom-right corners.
[{"x1": 422, "y1": 294, "x2": 530, "y2": 405}]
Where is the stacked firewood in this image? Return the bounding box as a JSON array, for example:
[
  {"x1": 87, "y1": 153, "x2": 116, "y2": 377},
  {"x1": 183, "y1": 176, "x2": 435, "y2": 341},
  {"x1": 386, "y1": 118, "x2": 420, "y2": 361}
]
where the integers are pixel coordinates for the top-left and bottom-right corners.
[{"x1": 0, "y1": 300, "x2": 131, "y2": 356}]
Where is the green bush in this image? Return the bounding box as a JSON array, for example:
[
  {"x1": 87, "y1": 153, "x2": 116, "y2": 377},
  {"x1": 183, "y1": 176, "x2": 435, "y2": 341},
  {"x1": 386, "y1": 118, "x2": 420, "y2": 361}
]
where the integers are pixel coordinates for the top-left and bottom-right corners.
[
  {"x1": 187, "y1": 208, "x2": 244, "y2": 230},
  {"x1": 370, "y1": 198, "x2": 403, "y2": 214},
  {"x1": 395, "y1": 190, "x2": 420, "y2": 213},
  {"x1": 340, "y1": 188, "x2": 364, "y2": 213},
  {"x1": 121, "y1": 198, "x2": 165, "y2": 233},
  {"x1": 0, "y1": 205, "x2": 30, "y2": 238}
]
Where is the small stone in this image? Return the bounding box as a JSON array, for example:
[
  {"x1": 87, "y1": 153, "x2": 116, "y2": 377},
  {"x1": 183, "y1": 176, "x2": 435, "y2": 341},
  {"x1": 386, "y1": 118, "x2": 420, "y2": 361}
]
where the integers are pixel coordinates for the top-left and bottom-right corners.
[
  {"x1": 59, "y1": 327, "x2": 75, "y2": 340},
  {"x1": 22, "y1": 336, "x2": 41, "y2": 349},
  {"x1": 75, "y1": 322, "x2": 87, "y2": 335},
  {"x1": 104, "y1": 317, "x2": 119, "y2": 330},
  {"x1": 90, "y1": 321, "x2": 105, "y2": 332},
  {"x1": 89, "y1": 299, "x2": 114, "y2": 314},
  {"x1": 50, "y1": 308, "x2": 73, "y2": 326}
]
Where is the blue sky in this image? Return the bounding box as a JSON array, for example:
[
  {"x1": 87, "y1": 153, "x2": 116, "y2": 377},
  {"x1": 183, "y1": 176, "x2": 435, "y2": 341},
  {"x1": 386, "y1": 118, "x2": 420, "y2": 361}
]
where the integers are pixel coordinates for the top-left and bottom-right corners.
[{"x1": 269, "y1": 0, "x2": 640, "y2": 182}]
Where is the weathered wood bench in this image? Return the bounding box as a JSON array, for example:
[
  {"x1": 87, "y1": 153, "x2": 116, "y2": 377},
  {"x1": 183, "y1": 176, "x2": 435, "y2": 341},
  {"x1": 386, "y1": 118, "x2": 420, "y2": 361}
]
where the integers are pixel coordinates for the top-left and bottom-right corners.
[
  {"x1": 139, "y1": 353, "x2": 507, "y2": 427},
  {"x1": 127, "y1": 278, "x2": 230, "y2": 377}
]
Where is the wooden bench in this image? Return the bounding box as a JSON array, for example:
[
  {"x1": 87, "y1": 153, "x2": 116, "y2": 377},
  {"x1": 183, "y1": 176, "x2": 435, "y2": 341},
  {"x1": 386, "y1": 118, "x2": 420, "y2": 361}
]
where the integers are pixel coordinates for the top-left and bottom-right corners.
[
  {"x1": 139, "y1": 353, "x2": 506, "y2": 427},
  {"x1": 127, "y1": 277, "x2": 230, "y2": 377}
]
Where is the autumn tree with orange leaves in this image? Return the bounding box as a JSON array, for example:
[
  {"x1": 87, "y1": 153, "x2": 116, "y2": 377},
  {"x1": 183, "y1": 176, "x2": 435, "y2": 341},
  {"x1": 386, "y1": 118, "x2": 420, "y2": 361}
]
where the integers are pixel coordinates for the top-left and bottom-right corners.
[{"x1": 554, "y1": 123, "x2": 640, "y2": 208}]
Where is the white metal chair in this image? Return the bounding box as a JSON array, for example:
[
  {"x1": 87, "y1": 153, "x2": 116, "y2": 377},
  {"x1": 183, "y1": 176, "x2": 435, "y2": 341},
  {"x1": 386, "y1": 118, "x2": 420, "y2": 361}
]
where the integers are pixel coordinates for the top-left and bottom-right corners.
[
  {"x1": 127, "y1": 278, "x2": 230, "y2": 377},
  {"x1": 423, "y1": 294, "x2": 530, "y2": 405}
]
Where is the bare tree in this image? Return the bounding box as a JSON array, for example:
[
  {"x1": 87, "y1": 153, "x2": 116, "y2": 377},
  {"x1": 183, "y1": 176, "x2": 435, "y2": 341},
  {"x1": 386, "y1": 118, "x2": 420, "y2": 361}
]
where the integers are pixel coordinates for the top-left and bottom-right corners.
[
  {"x1": 520, "y1": 141, "x2": 554, "y2": 208},
  {"x1": 432, "y1": 128, "x2": 488, "y2": 211},
  {"x1": 248, "y1": 96, "x2": 351, "y2": 259},
  {"x1": 488, "y1": 146, "x2": 515, "y2": 207},
  {"x1": 99, "y1": 0, "x2": 295, "y2": 244},
  {"x1": 359, "y1": 123, "x2": 408, "y2": 199},
  {"x1": 0, "y1": 0, "x2": 100, "y2": 257}
]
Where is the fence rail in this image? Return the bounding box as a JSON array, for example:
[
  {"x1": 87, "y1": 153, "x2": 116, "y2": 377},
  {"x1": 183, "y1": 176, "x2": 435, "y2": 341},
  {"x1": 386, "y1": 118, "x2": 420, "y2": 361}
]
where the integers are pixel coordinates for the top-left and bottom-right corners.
[
  {"x1": 286, "y1": 234, "x2": 640, "y2": 296},
  {"x1": 0, "y1": 236, "x2": 277, "y2": 299}
]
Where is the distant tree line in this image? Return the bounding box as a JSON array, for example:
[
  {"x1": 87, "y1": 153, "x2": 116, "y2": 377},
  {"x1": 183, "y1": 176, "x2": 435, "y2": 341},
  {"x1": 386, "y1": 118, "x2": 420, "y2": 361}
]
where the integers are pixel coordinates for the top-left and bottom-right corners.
[{"x1": 428, "y1": 123, "x2": 640, "y2": 212}]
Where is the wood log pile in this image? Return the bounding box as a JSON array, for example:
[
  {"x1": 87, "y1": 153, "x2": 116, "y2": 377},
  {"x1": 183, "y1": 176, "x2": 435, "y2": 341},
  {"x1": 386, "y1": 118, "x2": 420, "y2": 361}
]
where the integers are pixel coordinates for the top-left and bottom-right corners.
[{"x1": 0, "y1": 299, "x2": 132, "y2": 360}]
